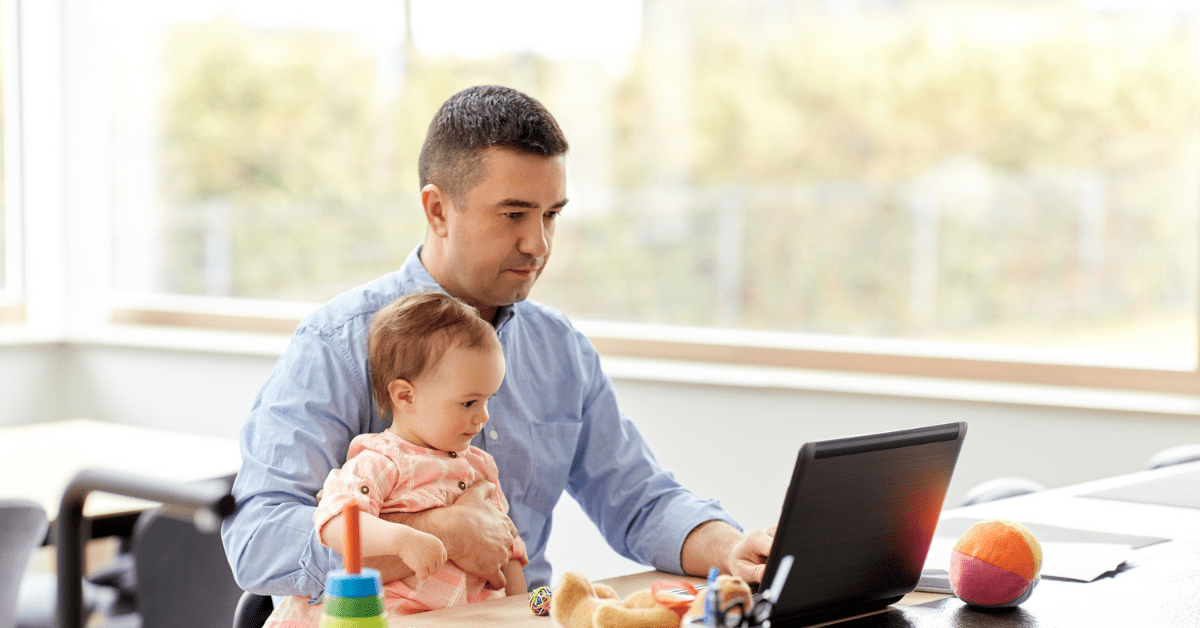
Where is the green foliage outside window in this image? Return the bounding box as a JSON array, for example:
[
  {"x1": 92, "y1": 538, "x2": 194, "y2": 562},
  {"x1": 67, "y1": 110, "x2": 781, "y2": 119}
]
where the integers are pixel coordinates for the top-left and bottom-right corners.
[{"x1": 155, "y1": 2, "x2": 1199, "y2": 354}]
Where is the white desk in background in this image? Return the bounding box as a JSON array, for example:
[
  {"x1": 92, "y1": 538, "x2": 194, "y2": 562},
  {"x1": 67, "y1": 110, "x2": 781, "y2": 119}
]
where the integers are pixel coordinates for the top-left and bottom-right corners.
[{"x1": 0, "y1": 418, "x2": 241, "y2": 523}]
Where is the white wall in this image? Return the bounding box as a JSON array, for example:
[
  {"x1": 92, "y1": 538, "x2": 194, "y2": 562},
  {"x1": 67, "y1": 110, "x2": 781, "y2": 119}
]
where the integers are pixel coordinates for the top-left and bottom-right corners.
[
  {"x1": 0, "y1": 341, "x2": 71, "y2": 425},
  {"x1": 3, "y1": 340, "x2": 1200, "y2": 581}
]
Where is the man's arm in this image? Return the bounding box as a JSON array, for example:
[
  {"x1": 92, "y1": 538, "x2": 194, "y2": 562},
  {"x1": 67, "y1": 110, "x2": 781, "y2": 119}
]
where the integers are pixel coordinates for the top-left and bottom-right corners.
[
  {"x1": 563, "y1": 335, "x2": 745, "y2": 578},
  {"x1": 680, "y1": 521, "x2": 776, "y2": 584},
  {"x1": 221, "y1": 328, "x2": 368, "y2": 598}
]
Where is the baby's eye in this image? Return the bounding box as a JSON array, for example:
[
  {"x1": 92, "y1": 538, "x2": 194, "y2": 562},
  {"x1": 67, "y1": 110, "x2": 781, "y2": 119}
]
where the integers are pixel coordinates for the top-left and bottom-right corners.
[{"x1": 463, "y1": 400, "x2": 476, "y2": 408}]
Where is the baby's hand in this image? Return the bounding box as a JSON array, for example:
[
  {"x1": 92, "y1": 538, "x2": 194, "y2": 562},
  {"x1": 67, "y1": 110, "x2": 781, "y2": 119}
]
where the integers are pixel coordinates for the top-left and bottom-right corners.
[{"x1": 399, "y1": 529, "x2": 448, "y2": 581}]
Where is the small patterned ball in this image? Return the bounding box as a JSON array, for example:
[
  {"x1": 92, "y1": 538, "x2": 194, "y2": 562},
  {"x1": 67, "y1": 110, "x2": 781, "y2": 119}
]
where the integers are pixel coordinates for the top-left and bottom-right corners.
[
  {"x1": 950, "y1": 519, "x2": 1042, "y2": 608},
  {"x1": 529, "y1": 585, "x2": 552, "y2": 616}
]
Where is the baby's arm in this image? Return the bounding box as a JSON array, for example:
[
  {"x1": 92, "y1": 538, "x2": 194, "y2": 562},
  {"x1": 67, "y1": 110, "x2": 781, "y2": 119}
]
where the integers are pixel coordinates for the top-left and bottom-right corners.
[
  {"x1": 321, "y1": 509, "x2": 447, "y2": 581},
  {"x1": 503, "y1": 559, "x2": 526, "y2": 596}
]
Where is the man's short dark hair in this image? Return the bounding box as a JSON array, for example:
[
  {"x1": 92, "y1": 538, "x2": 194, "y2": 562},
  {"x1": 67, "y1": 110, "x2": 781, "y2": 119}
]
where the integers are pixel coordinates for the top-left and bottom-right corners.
[{"x1": 418, "y1": 85, "x2": 569, "y2": 205}]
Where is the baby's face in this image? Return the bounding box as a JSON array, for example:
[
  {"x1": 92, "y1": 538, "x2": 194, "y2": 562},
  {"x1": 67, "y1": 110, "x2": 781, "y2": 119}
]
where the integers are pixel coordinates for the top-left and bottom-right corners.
[{"x1": 393, "y1": 340, "x2": 505, "y2": 452}]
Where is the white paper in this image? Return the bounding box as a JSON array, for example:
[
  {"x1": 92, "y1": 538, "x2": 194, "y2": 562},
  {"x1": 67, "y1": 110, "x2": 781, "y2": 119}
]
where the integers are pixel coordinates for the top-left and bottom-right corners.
[
  {"x1": 1039, "y1": 541, "x2": 1130, "y2": 582},
  {"x1": 924, "y1": 539, "x2": 1130, "y2": 583}
]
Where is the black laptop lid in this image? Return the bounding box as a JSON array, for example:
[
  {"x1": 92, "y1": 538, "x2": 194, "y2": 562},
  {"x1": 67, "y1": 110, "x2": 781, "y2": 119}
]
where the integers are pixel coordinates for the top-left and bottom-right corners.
[{"x1": 762, "y1": 422, "x2": 966, "y2": 626}]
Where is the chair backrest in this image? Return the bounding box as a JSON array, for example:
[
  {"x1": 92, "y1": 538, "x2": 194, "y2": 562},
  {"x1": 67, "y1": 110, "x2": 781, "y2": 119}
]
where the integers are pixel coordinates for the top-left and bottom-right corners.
[
  {"x1": 1146, "y1": 444, "x2": 1200, "y2": 470},
  {"x1": 0, "y1": 499, "x2": 49, "y2": 628},
  {"x1": 132, "y1": 507, "x2": 244, "y2": 628},
  {"x1": 231, "y1": 591, "x2": 273, "y2": 628}
]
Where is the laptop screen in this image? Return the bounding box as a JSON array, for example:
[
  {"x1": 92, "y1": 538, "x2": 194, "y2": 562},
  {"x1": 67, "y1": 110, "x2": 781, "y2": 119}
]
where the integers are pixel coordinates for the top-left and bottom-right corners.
[{"x1": 761, "y1": 422, "x2": 966, "y2": 626}]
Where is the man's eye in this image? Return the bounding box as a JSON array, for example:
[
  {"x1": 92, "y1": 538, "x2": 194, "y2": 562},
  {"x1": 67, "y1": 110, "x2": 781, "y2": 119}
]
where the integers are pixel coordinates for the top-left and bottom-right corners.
[{"x1": 504, "y1": 212, "x2": 524, "y2": 219}]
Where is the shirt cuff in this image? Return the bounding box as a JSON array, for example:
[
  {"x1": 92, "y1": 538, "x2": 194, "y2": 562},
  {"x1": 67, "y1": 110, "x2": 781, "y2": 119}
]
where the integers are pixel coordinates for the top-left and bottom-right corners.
[
  {"x1": 649, "y1": 497, "x2": 742, "y2": 575},
  {"x1": 297, "y1": 527, "x2": 335, "y2": 601}
]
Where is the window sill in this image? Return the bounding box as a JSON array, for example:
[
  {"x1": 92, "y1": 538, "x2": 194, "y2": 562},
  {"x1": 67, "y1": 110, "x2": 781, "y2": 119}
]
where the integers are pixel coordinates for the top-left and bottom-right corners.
[
  {"x1": 599, "y1": 356, "x2": 1200, "y2": 418},
  {"x1": 3, "y1": 320, "x2": 1197, "y2": 418},
  {"x1": 0, "y1": 324, "x2": 293, "y2": 357}
]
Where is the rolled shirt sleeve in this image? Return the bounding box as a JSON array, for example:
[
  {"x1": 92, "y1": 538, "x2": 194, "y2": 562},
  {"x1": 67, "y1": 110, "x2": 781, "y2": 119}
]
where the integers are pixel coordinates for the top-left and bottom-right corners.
[
  {"x1": 568, "y1": 338, "x2": 739, "y2": 574},
  {"x1": 487, "y1": 307, "x2": 741, "y2": 586}
]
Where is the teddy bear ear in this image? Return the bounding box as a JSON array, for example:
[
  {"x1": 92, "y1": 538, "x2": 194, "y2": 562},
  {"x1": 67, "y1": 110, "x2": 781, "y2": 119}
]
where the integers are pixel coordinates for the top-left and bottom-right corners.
[
  {"x1": 550, "y1": 572, "x2": 596, "y2": 628},
  {"x1": 594, "y1": 583, "x2": 619, "y2": 600}
]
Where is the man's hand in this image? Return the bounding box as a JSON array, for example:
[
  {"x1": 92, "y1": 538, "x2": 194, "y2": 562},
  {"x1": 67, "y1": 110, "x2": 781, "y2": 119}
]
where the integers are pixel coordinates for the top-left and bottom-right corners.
[
  {"x1": 417, "y1": 481, "x2": 518, "y2": 589},
  {"x1": 681, "y1": 521, "x2": 776, "y2": 585},
  {"x1": 370, "y1": 481, "x2": 516, "y2": 587},
  {"x1": 726, "y1": 526, "x2": 775, "y2": 584}
]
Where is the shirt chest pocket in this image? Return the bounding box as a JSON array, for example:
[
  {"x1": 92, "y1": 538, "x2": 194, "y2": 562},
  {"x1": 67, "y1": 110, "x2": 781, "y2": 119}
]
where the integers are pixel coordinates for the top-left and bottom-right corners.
[{"x1": 515, "y1": 421, "x2": 582, "y2": 514}]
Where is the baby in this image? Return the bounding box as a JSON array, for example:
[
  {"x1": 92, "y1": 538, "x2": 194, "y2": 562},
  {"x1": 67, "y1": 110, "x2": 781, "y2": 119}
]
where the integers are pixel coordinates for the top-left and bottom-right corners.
[{"x1": 265, "y1": 291, "x2": 526, "y2": 626}]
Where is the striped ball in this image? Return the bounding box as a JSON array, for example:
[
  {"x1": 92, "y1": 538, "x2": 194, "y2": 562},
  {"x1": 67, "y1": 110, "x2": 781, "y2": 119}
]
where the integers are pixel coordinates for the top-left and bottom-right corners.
[
  {"x1": 949, "y1": 519, "x2": 1042, "y2": 608},
  {"x1": 529, "y1": 585, "x2": 552, "y2": 616}
]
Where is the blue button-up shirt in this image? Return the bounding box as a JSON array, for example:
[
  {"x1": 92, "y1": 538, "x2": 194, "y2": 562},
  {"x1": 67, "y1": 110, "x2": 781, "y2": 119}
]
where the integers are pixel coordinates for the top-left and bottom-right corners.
[{"x1": 221, "y1": 245, "x2": 739, "y2": 597}]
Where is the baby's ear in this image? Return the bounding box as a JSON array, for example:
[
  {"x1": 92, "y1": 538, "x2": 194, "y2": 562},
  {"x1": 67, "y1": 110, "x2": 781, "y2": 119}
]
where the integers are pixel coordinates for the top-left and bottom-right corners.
[{"x1": 388, "y1": 379, "x2": 416, "y2": 412}]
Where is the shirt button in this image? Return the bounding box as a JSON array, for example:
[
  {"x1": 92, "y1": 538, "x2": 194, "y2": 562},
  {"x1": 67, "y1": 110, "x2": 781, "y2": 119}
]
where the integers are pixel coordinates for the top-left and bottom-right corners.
[
  {"x1": 458, "y1": 481, "x2": 467, "y2": 490},
  {"x1": 359, "y1": 486, "x2": 369, "y2": 495},
  {"x1": 448, "y1": 451, "x2": 457, "y2": 458},
  {"x1": 489, "y1": 429, "x2": 499, "y2": 440}
]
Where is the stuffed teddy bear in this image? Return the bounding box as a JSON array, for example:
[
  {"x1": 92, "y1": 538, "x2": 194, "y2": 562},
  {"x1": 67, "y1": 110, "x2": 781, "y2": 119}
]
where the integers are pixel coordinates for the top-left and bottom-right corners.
[
  {"x1": 550, "y1": 571, "x2": 682, "y2": 628},
  {"x1": 550, "y1": 570, "x2": 754, "y2": 628}
]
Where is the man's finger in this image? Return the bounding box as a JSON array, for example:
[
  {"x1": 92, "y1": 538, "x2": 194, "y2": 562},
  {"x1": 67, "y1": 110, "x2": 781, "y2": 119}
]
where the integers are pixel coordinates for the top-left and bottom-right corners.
[
  {"x1": 456, "y1": 480, "x2": 494, "y2": 505},
  {"x1": 487, "y1": 567, "x2": 507, "y2": 590},
  {"x1": 748, "y1": 528, "x2": 774, "y2": 557}
]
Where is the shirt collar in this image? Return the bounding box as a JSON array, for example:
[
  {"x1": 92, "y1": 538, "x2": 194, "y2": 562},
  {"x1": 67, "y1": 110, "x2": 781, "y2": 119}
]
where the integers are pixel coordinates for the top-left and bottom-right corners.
[
  {"x1": 399, "y1": 244, "x2": 442, "y2": 291},
  {"x1": 493, "y1": 304, "x2": 515, "y2": 331}
]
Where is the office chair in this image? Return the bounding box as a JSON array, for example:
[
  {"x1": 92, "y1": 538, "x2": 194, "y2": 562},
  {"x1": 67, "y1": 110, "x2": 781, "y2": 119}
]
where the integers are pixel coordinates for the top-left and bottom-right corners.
[
  {"x1": 87, "y1": 474, "x2": 239, "y2": 618},
  {"x1": 960, "y1": 476, "x2": 1046, "y2": 506},
  {"x1": 1145, "y1": 444, "x2": 1200, "y2": 470},
  {"x1": 55, "y1": 469, "x2": 236, "y2": 628},
  {"x1": 92, "y1": 505, "x2": 245, "y2": 628},
  {"x1": 0, "y1": 500, "x2": 50, "y2": 628},
  {"x1": 231, "y1": 591, "x2": 274, "y2": 628},
  {"x1": 8, "y1": 501, "x2": 120, "y2": 628}
]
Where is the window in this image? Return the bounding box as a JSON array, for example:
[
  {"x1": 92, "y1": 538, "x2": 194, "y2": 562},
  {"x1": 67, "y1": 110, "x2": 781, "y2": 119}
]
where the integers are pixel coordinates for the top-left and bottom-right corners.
[
  {"x1": 0, "y1": 0, "x2": 18, "y2": 324},
  {"x1": 88, "y1": 1, "x2": 1200, "y2": 392}
]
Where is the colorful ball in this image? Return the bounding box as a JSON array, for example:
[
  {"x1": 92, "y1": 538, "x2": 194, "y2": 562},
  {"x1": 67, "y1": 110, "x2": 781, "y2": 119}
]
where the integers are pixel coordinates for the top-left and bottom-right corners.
[
  {"x1": 529, "y1": 585, "x2": 552, "y2": 616},
  {"x1": 949, "y1": 519, "x2": 1042, "y2": 608}
]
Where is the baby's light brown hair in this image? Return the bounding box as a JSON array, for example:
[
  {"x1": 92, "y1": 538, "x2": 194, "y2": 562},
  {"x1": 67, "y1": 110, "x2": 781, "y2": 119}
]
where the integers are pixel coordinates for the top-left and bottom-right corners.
[{"x1": 368, "y1": 292, "x2": 499, "y2": 419}]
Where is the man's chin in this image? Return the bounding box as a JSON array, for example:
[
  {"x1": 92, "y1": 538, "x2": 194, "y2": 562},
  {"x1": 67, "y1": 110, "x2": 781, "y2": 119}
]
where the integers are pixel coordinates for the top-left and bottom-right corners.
[{"x1": 496, "y1": 283, "x2": 536, "y2": 306}]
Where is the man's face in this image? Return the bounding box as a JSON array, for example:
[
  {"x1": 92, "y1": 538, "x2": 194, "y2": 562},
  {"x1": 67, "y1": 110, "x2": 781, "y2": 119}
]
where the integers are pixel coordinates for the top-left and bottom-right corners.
[{"x1": 438, "y1": 148, "x2": 568, "y2": 315}]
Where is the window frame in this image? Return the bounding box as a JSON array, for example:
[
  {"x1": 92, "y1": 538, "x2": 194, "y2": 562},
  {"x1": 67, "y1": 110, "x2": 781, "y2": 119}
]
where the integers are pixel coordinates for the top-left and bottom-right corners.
[
  {"x1": 11, "y1": 0, "x2": 1200, "y2": 401},
  {"x1": 0, "y1": 0, "x2": 22, "y2": 315}
]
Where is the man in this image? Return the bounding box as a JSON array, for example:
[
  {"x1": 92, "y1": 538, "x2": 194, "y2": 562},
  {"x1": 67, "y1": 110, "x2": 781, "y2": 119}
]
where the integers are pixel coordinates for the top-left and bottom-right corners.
[{"x1": 222, "y1": 85, "x2": 774, "y2": 600}]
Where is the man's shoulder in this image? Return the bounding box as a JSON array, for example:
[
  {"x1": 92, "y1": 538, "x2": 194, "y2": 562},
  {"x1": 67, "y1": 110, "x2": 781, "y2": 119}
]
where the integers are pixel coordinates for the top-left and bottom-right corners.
[
  {"x1": 508, "y1": 300, "x2": 601, "y2": 371},
  {"x1": 300, "y1": 271, "x2": 439, "y2": 337},
  {"x1": 511, "y1": 299, "x2": 578, "y2": 335}
]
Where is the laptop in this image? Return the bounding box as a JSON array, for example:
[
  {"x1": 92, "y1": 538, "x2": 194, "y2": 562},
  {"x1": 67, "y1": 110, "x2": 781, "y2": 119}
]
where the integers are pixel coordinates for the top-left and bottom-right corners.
[{"x1": 756, "y1": 421, "x2": 967, "y2": 627}]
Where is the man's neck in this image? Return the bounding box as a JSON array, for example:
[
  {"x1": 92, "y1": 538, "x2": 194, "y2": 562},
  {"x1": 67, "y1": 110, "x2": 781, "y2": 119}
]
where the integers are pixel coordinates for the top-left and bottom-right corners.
[{"x1": 418, "y1": 242, "x2": 499, "y2": 324}]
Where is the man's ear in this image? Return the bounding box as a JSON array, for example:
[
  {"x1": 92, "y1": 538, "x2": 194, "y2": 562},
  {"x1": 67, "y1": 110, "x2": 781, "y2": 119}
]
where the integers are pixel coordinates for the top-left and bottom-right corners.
[
  {"x1": 388, "y1": 379, "x2": 417, "y2": 413},
  {"x1": 422, "y1": 184, "x2": 453, "y2": 238}
]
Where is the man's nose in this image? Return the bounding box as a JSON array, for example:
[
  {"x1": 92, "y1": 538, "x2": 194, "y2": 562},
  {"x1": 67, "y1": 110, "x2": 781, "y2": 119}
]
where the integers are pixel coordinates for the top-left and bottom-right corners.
[{"x1": 518, "y1": 219, "x2": 549, "y2": 258}]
